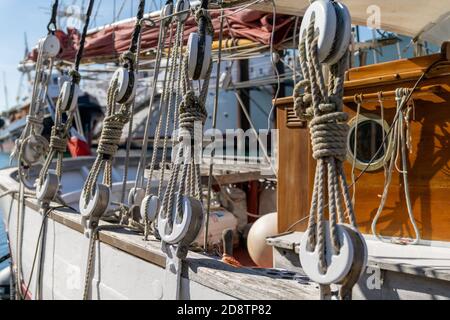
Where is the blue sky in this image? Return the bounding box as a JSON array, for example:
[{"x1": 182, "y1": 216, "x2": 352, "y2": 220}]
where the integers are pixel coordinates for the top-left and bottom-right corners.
[{"x1": 0, "y1": 0, "x2": 163, "y2": 111}]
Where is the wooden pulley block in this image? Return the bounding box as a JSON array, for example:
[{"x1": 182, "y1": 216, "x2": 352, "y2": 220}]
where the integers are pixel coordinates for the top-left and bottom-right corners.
[
  {"x1": 157, "y1": 194, "x2": 203, "y2": 245},
  {"x1": 79, "y1": 183, "x2": 110, "y2": 233},
  {"x1": 140, "y1": 194, "x2": 160, "y2": 223},
  {"x1": 299, "y1": 221, "x2": 358, "y2": 285},
  {"x1": 39, "y1": 34, "x2": 60, "y2": 58},
  {"x1": 299, "y1": 0, "x2": 351, "y2": 65},
  {"x1": 187, "y1": 32, "x2": 212, "y2": 81},
  {"x1": 111, "y1": 66, "x2": 137, "y2": 105},
  {"x1": 160, "y1": 2, "x2": 174, "y2": 23},
  {"x1": 128, "y1": 187, "x2": 145, "y2": 206},
  {"x1": 174, "y1": 0, "x2": 190, "y2": 22},
  {"x1": 36, "y1": 171, "x2": 60, "y2": 203},
  {"x1": 20, "y1": 134, "x2": 49, "y2": 166},
  {"x1": 59, "y1": 80, "x2": 79, "y2": 113}
]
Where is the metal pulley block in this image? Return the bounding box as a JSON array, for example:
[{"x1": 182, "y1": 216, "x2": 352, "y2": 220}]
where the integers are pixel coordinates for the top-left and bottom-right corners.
[
  {"x1": 110, "y1": 66, "x2": 137, "y2": 105},
  {"x1": 36, "y1": 171, "x2": 60, "y2": 203},
  {"x1": 128, "y1": 187, "x2": 145, "y2": 207},
  {"x1": 39, "y1": 34, "x2": 61, "y2": 58},
  {"x1": 59, "y1": 80, "x2": 80, "y2": 113},
  {"x1": 299, "y1": 0, "x2": 351, "y2": 65},
  {"x1": 174, "y1": 0, "x2": 190, "y2": 22},
  {"x1": 79, "y1": 184, "x2": 111, "y2": 236},
  {"x1": 299, "y1": 221, "x2": 367, "y2": 285},
  {"x1": 140, "y1": 194, "x2": 160, "y2": 223},
  {"x1": 158, "y1": 194, "x2": 204, "y2": 245},
  {"x1": 20, "y1": 134, "x2": 49, "y2": 167},
  {"x1": 187, "y1": 32, "x2": 212, "y2": 81}
]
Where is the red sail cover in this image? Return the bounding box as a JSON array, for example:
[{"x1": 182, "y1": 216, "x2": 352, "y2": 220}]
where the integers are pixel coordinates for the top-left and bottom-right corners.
[{"x1": 29, "y1": 10, "x2": 295, "y2": 62}]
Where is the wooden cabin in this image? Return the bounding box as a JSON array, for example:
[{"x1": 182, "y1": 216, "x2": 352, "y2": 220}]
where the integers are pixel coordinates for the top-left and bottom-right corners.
[{"x1": 275, "y1": 42, "x2": 450, "y2": 242}]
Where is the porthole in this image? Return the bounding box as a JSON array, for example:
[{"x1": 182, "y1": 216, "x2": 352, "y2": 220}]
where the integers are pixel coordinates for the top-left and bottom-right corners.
[{"x1": 346, "y1": 114, "x2": 392, "y2": 172}]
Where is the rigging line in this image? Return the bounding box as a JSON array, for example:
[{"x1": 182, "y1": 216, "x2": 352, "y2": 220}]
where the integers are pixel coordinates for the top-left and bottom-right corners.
[
  {"x1": 232, "y1": 87, "x2": 277, "y2": 178},
  {"x1": 74, "y1": 0, "x2": 95, "y2": 72},
  {"x1": 93, "y1": 0, "x2": 102, "y2": 28},
  {"x1": 115, "y1": 0, "x2": 127, "y2": 21},
  {"x1": 266, "y1": 0, "x2": 280, "y2": 132},
  {"x1": 292, "y1": 15, "x2": 301, "y2": 84},
  {"x1": 204, "y1": 8, "x2": 225, "y2": 251}
]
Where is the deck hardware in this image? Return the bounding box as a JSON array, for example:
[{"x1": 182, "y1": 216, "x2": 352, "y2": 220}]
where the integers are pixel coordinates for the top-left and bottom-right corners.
[
  {"x1": 187, "y1": 2, "x2": 212, "y2": 80},
  {"x1": 59, "y1": 80, "x2": 80, "y2": 113},
  {"x1": 140, "y1": 194, "x2": 160, "y2": 222},
  {"x1": 175, "y1": 0, "x2": 190, "y2": 22},
  {"x1": 80, "y1": 184, "x2": 111, "y2": 234},
  {"x1": 111, "y1": 65, "x2": 137, "y2": 105},
  {"x1": 128, "y1": 187, "x2": 145, "y2": 207},
  {"x1": 40, "y1": 34, "x2": 60, "y2": 58},
  {"x1": 36, "y1": 171, "x2": 60, "y2": 203}
]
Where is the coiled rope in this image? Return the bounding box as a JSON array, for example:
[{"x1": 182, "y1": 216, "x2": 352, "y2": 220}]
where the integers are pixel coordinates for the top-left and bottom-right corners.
[{"x1": 371, "y1": 88, "x2": 421, "y2": 245}]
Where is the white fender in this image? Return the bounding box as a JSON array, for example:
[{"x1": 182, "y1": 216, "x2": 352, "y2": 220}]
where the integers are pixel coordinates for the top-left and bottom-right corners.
[
  {"x1": 111, "y1": 67, "x2": 136, "y2": 104},
  {"x1": 128, "y1": 187, "x2": 145, "y2": 206},
  {"x1": 158, "y1": 194, "x2": 203, "y2": 244},
  {"x1": 59, "y1": 81, "x2": 79, "y2": 113},
  {"x1": 140, "y1": 194, "x2": 160, "y2": 222},
  {"x1": 323, "y1": 1, "x2": 352, "y2": 65},
  {"x1": 36, "y1": 171, "x2": 60, "y2": 203},
  {"x1": 41, "y1": 34, "x2": 60, "y2": 58},
  {"x1": 299, "y1": 222, "x2": 354, "y2": 285},
  {"x1": 299, "y1": 0, "x2": 337, "y2": 63}
]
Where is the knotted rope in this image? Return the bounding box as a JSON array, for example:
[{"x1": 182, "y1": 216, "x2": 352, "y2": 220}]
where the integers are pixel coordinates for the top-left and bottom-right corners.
[
  {"x1": 159, "y1": 6, "x2": 213, "y2": 234},
  {"x1": 298, "y1": 18, "x2": 357, "y2": 273}
]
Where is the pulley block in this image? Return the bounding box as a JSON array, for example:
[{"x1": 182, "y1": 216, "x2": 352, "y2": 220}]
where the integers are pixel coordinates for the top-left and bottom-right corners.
[
  {"x1": 128, "y1": 187, "x2": 145, "y2": 207},
  {"x1": 299, "y1": 222, "x2": 358, "y2": 285},
  {"x1": 59, "y1": 80, "x2": 79, "y2": 113},
  {"x1": 299, "y1": 0, "x2": 351, "y2": 65},
  {"x1": 160, "y1": 2, "x2": 174, "y2": 24},
  {"x1": 187, "y1": 32, "x2": 212, "y2": 81},
  {"x1": 140, "y1": 194, "x2": 160, "y2": 223},
  {"x1": 175, "y1": 0, "x2": 190, "y2": 22},
  {"x1": 111, "y1": 67, "x2": 137, "y2": 105},
  {"x1": 157, "y1": 194, "x2": 203, "y2": 245},
  {"x1": 36, "y1": 171, "x2": 60, "y2": 203},
  {"x1": 80, "y1": 183, "x2": 110, "y2": 233},
  {"x1": 40, "y1": 34, "x2": 61, "y2": 58},
  {"x1": 20, "y1": 134, "x2": 49, "y2": 167}
]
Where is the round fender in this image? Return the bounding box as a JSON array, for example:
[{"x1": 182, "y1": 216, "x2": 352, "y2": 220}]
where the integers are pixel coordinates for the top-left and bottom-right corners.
[
  {"x1": 175, "y1": 0, "x2": 190, "y2": 22},
  {"x1": 36, "y1": 171, "x2": 60, "y2": 203},
  {"x1": 21, "y1": 134, "x2": 49, "y2": 166},
  {"x1": 41, "y1": 34, "x2": 60, "y2": 58},
  {"x1": 140, "y1": 194, "x2": 160, "y2": 222},
  {"x1": 111, "y1": 67, "x2": 136, "y2": 105},
  {"x1": 79, "y1": 184, "x2": 110, "y2": 220},
  {"x1": 299, "y1": 0, "x2": 337, "y2": 63},
  {"x1": 128, "y1": 187, "x2": 145, "y2": 206},
  {"x1": 299, "y1": 222, "x2": 354, "y2": 285},
  {"x1": 59, "y1": 81, "x2": 79, "y2": 113},
  {"x1": 187, "y1": 33, "x2": 212, "y2": 80},
  {"x1": 323, "y1": 1, "x2": 352, "y2": 65},
  {"x1": 158, "y1": 194, "x2": 203, "y2": 244}
]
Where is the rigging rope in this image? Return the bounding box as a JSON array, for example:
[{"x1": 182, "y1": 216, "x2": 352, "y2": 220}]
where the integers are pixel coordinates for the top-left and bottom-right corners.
[
  {"x1": 80, "y1": 0, "x2": 146, "y2": 232},
  {"x1": 371, "y1": 88, "x2": 421, "y2": 245},
  {"x1": 296, "y1": 3, "x2": 366, "y2": 299}
]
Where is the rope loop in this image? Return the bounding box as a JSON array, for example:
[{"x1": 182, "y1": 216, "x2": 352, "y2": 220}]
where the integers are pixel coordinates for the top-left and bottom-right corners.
[
  {"x1": 120, "y1": 50, "x2": 136, "y2": 69},
  {"x1": 97, "y1": 113, "x2": 128, "y2": 156},
  {"x1": 69, "y1": 69, "x2": 81, "y2": 84},
  {"x1": 194, "y1": 7, "x2": 213, "y2": 36},
  {"x1": 293, "y1": 79, "x2": 313, "y2": 120},
  {"x1": 49, "y1": 126, "x2": 67, "y2": 153}
]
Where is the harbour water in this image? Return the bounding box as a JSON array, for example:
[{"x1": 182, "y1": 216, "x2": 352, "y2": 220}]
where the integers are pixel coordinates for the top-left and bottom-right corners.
[{"x1": 0, "y1": 152, "x2": 11, "y2": 271}]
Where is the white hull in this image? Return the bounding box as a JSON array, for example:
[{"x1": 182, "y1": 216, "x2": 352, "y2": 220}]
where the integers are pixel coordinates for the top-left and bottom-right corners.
[{"x1": 0, "y1": 157, "x2": 318, "y2": 300}]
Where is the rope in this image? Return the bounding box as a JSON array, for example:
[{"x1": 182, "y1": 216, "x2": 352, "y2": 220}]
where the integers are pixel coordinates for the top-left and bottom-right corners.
[
  {"x1": 298, "y1": 18, "x2": 357, "y2": 274},
  {"x1": 159, "y1": 4, "x2": 213, "y2": 237},
  {"x1": 371, "y1": 88, "x2": 421, "y2": 245},
  {"x1": 47, "y1": 0, "x2": 59, "y2": 33}
]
